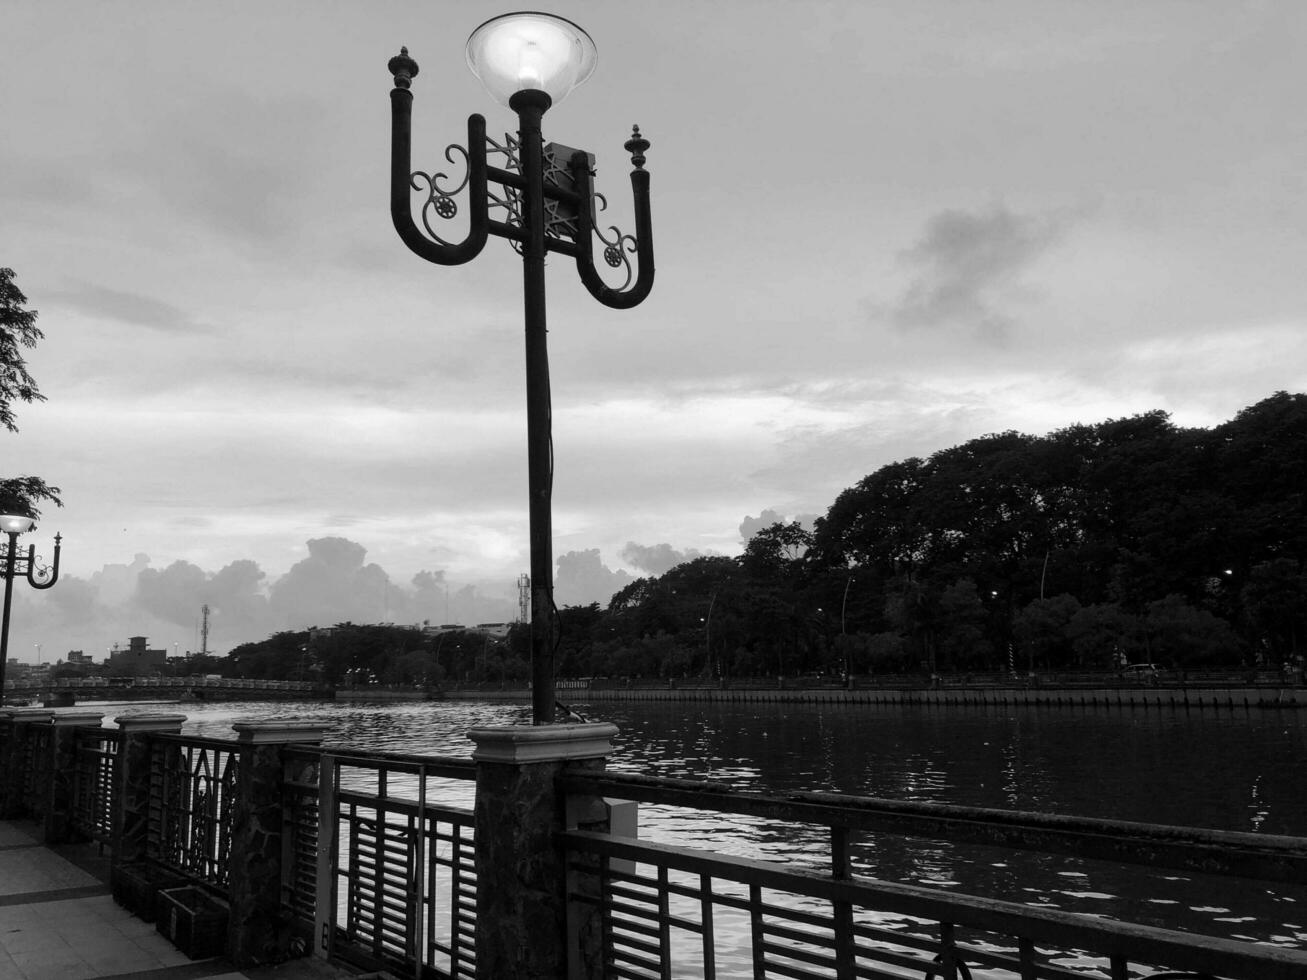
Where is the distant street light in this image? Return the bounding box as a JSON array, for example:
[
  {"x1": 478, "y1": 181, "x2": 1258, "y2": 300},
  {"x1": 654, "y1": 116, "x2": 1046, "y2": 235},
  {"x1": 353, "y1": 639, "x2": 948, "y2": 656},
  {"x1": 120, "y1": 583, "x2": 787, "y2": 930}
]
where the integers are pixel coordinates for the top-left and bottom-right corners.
[
  {"x1": 387, "y1": 12, "x2": 654, "y2": 724},
  {"x1": 0, "y1": 511, "x2": 61, "y2": 703}
]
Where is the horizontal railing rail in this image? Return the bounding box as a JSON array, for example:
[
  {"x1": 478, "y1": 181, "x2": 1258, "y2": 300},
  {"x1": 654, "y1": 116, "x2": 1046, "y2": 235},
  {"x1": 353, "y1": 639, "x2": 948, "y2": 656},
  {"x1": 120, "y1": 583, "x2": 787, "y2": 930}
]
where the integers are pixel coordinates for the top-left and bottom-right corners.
[
  {"x1": 562, "y1": 829, "x2": 1307, "y2": 980},
  {"x1": 561, "y1": 770, "x2": 1307, "y2": 979},
  {"x1": 564, "y1": 771, "x2": 1307, "y2": 884}
]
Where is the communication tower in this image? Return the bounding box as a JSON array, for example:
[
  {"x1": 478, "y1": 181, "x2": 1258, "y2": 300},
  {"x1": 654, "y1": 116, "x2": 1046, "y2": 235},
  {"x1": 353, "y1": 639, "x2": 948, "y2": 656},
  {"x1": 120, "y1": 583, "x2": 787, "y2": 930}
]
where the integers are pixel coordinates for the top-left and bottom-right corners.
[
  {"x1": 200, "y1": 604, "x2": 210, "y2": 656},
  {"x1": 517, "y1": 573, "x2": 530, "y2": 624}
]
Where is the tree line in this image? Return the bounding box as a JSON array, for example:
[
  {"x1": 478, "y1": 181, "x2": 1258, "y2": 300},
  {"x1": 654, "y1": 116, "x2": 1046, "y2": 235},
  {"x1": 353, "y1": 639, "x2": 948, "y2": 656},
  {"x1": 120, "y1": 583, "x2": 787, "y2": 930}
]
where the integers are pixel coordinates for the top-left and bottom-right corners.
[{"x1": 203, "y1": 392, "x2": 1305, "y2": 686}]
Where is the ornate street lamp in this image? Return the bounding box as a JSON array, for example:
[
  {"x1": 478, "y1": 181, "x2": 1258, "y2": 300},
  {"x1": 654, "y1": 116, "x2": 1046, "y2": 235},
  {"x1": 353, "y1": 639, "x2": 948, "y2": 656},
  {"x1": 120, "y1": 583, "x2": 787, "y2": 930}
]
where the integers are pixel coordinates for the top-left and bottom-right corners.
[
  {"x1": 0, "y1": 511, "x2": 61, "y2": 703},
  {"x1": 388, "y1": 12, "x2": 655, "y2": 724}
]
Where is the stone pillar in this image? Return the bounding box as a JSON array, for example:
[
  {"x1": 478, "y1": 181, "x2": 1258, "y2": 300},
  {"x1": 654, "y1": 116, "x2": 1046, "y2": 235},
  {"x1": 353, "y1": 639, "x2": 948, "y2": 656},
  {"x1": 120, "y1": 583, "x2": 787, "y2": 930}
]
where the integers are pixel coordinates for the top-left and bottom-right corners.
[
  {"x1": 227, "y1": 720, "x2": 326, "y2": 968},
  {"x1": 43, "y1": 711, "x2": 105, "y2": 844},
  {"x1": 468, "y1": 722, "x2": 618, "y2": 980},
  {"x1": 112, "y1": 714, "x2": 186, "y2": 867},
  {"x1": 0, "y1": 709, "x2": 18, "y2": 816},
  {"x1": 0, "y1": 709, "x2": 54, "y2": 818}
]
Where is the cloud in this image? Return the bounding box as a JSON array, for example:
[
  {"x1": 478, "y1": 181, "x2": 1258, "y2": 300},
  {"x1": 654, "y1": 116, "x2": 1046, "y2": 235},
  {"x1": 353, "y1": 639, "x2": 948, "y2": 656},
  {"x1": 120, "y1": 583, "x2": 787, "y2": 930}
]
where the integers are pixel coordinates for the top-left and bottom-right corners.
[
  {"x1": 891, "y1": 205, "x2": 1069, "y2": 340},
  {"x1": 738, "y1": 510, "x2": 819, "y2": 545},
  {"x1": 5, "y1": 538, "x2": 530, "y2": 665},
  {"x1": 619, "y1": 542, "x2": 702, "y2": 576},
  {"x1": 48, "y1": 283, "x2": 208, "y2": 334},
  {"x1": 554, "y1": 550, "x2": 633, "y2": 609}
]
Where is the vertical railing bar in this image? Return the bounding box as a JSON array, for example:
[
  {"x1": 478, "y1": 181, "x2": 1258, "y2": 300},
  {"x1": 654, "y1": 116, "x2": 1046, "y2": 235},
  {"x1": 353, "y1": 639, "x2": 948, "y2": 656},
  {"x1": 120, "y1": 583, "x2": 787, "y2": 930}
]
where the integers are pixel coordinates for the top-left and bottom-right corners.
[
  {"x1": 413, "y1": 764, "x2": 427, "y2": 979},
  {"x1": 700, "y1": 872, "x2": 716, "y2": 980},
  {"x1": 939, "y1": 921, "x2": 958, "y2": 980},
  {"x1": 831, "y1": 824, "x2": 855, "y2": 980},
  {"x1": 1018, "y1": 936, "x2": 1037, "y2": 980},
  {"x1": 749, "y1": 883, "x2": 765, "y2": 980},
  {"x1": 600, "y1": 856, "x2": 613, "y2": 977},
  {"x1": 313, "y1": 754, "x2": 338, "y2": 960},
  {"x1": 658, "y1": 865, "x2": 672, "y2": 980},
  {"x1": 1109, "y1": 953, "x2": 1129, "y2": 980}
]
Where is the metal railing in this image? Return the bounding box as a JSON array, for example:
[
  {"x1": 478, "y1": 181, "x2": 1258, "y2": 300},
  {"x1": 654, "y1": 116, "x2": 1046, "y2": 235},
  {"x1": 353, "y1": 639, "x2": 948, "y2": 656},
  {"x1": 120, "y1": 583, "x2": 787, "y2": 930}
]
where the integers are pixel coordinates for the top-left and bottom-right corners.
[
  {"x1": 291, "y1": 746, "x2": 479, "y2": 979},
  {"x1": 8, "y1": 718, "x2": 1307, "y2": 978},
  {"x1": 150, "y1": 734, "x2": 239, "y2": 888},
  {"x1": 559, "y1": 772, "x2": 1307, "y2": 980},
  {"x1": 71, "y1": 726, "x2": 120, "y2": 843}
]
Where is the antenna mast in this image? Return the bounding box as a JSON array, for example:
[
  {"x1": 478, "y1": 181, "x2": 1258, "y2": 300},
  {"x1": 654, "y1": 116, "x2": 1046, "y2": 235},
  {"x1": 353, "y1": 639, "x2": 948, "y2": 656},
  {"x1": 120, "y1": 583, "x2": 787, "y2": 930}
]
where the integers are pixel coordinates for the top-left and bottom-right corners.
[
  {"x1": 517, "y1": 573, "x2": 530, "y2": 623},
  {"x1": 200, "y1": 604, "x2": 210, "y2": 656}
]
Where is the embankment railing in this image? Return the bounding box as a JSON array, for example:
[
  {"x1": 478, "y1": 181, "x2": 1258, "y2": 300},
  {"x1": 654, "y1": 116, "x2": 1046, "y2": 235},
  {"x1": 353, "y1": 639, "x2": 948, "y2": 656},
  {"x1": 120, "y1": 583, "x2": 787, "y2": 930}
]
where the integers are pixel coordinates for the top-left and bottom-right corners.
[
  {"x1": 150, "y1": 733, "x2": 240, "y2": 889},
  {"x1": 71, "y1": 725, "x2": 119, "y2": 843},
  {"x1": 559, "y1": 771, "x2": 1307, "y2": 979},
  {"x1": 285, "y1": 746, "x2": 479, "y2": 979},
  {"x1": 4, "y1": 710, "x2": 1307, "y2": 978}
]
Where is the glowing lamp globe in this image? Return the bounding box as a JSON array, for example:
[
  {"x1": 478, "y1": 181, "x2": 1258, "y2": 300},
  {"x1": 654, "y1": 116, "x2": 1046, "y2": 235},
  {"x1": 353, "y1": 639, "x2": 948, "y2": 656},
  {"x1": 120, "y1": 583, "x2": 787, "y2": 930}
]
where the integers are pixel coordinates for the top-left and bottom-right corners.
[
  {"x1": 0, "y1": 514, "x2": 35, "y2": 534},
  {"x1": 465, "y1": 12, "x2": 598, "y2": 107}
]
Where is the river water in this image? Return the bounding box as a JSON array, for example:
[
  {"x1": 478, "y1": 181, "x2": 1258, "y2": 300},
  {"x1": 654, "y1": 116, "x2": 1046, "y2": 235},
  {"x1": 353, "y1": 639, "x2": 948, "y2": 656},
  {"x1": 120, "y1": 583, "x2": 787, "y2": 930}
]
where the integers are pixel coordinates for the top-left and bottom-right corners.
[{"x1": 99, "y1": 696, "x2": 1307, "y2": 954}]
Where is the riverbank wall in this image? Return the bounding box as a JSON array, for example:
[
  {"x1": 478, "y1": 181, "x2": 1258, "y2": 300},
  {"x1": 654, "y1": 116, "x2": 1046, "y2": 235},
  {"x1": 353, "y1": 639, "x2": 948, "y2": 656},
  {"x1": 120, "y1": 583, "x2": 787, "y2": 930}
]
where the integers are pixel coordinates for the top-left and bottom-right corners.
[{"x1": 442, "y1": 684, "x2": 1306, "y2": 709}]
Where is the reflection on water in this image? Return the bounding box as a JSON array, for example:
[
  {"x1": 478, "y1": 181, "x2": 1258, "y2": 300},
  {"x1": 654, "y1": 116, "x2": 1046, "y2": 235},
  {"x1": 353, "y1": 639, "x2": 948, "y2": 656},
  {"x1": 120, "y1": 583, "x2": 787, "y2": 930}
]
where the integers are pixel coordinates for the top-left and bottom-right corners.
[{"x1": 135, "y1": 696, "x2": 1307, "y2": 951}]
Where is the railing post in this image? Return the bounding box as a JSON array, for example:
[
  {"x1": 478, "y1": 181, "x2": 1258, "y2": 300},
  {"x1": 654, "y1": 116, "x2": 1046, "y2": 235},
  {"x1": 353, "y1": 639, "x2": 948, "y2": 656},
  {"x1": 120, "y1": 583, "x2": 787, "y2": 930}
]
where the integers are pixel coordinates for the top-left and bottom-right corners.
[
  {"x1": 112, "y1": 713, "x2": 187, "y2": 867},
  {"x1": 0, "y1": 708, "x2": 53, "y2": 818},
  {"x1": 468, "y1": 722, "x2": 619, "y2": 980},
  {"x1": 43, "y1": 711, "x2": 104, "y2": 844},
  {"x1": 227, "y1": 720, "x2": 326, "y2": 968},
  {"x1": 0, "y1": 709, "x2": 19, "y2": 816}
]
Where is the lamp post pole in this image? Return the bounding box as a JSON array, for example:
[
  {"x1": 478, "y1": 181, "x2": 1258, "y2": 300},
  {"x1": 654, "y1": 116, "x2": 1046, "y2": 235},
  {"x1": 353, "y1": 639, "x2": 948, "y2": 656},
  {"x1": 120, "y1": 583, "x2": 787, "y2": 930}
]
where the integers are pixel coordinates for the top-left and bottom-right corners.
[
  {"x1": 388, "y1": 14, "x2": 654, "y2": 724},
  {"x1": 0, "y1": 519, "x2": 62, "y2": 704}
]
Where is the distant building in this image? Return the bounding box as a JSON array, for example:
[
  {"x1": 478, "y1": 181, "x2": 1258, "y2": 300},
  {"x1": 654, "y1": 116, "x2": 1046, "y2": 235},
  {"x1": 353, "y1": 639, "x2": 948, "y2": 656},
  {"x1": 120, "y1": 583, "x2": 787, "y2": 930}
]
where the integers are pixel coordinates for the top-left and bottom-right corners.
[
  {"x1": 108, "y1": 636, "x2": 167, "y2": 676},
  {"x1": 66, "y1": 650, "x2": 94, "y2": 666},
  {"x1": 422, "y1": 624, "x2": 468, "y2": 636}
]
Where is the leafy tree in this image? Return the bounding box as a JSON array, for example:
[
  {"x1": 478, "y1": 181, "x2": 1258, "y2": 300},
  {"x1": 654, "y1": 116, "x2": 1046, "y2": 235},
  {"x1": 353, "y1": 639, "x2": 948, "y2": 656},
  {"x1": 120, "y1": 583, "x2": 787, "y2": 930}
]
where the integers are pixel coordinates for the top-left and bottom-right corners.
[
  {"x1": 0, "y1": 269, "x2": 61, "y2": 517},
  {"x1": 1, "y1": 268, "x2": 44, "y2": 433},
  {"x1": 1013, "y1": 594, "x2": 1082, "y2": 670},
  {"x1": 1241, "y1": 559, "x2": 1307, "y2": 661},
  {"x1": 1142, "y1": 594, "x2": 1241, "y2": 667},
  {"x1": 1067, "y1": 604, "x2": 1142, "y2": 669}
]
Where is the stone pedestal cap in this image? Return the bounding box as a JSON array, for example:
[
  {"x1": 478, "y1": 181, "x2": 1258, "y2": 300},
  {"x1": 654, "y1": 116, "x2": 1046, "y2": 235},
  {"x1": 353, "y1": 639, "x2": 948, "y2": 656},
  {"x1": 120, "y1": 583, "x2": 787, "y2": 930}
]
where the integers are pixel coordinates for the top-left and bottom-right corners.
[
  {"x1": 468, "y1": 722, "x2": 619, "y2": 764},
  {"x1": 50, "y1": 711, "x2": 105, "y2": 728},
  {"x1": 113, "y1": 713, "x2": 187, "y2": 733},
  {"x1": 232, "y1": 719, "x2": 327, "y2": 744},
  {"x1": 9, "y1": 708, "x2": 56, "y2": 724}
]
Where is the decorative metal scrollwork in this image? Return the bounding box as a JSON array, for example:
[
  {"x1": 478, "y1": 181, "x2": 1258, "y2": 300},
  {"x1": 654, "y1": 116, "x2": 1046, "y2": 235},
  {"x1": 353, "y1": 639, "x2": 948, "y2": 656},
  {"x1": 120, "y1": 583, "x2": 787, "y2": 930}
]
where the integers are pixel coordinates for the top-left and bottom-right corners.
[
  {"x1": 487, "y1": 132, "x2": 524, "y2": 230},
  {"x1": 411, "y1": 143, "x2": 472, "y2": 245},
  {"x1": 389, "y1": 50, "x2": 653, "y2": 301},
  {"x1": 591, "y1": 191, "x2": 639, "y2": 290}
]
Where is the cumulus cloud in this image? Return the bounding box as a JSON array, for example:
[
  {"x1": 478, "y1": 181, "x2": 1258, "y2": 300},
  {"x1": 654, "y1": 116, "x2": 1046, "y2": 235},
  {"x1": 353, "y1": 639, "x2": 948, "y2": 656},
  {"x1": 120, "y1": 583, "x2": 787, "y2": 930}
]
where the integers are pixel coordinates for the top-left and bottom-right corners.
[
  {"x1": 4, "y1": 538, "x2": 518, "y2": 664},
  {"x1": 739, "y1": 510, "x2": 785, "y2": 544},
  {"x1": 739, "y1": 510, "x2": 818, "y2": 544},
  {"x1": 892, "y1": 205, "x2": 1068, "y2": 340},
  {"x1": 619, "y1": 542, "x2": 702, "y2": 576},
  {"x1": 554, "y1": 549, "x2": 634, "y2": 609}
]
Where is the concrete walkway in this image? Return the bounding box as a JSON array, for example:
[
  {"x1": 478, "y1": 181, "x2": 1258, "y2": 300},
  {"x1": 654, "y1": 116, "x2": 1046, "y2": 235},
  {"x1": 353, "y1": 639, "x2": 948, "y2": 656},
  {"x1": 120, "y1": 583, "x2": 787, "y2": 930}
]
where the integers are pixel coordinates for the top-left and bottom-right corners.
[{"x1": 0, "y1": 822, "x2": 349, "y2": 980}]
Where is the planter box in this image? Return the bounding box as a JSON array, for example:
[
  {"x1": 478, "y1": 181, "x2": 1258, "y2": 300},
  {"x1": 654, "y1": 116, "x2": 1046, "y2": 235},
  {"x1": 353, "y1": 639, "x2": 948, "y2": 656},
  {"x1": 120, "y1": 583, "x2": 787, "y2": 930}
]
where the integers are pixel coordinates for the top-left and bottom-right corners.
[
  {"x1": 156, "y1": 886, "x2": 229, "y2": 960},
  {"x1": 110, "y1": 863, "x2": 187, "y2": 923}
]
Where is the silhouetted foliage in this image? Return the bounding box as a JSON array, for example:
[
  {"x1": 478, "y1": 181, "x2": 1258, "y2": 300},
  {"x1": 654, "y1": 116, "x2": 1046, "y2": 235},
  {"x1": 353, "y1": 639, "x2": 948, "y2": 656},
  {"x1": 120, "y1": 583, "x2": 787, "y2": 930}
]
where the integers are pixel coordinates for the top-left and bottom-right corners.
[
  {"x1": 213, "y1": 393, "x2": 1306, "y2": 681},
  {"x1": 1, "y1": 269, "x2": 61, "y2": 518}
]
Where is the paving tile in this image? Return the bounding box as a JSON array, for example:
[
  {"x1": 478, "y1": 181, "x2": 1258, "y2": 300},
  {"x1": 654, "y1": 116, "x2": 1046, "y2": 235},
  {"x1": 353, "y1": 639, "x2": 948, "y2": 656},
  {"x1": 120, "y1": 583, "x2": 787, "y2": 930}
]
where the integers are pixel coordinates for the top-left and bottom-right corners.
[
  {"x1": 0, "y1": 929, "x2": 71, "y2": 955},
  {"x1": 0, "y1": 824, "x2": 41, "y2": 849},
  {"x1": 0, "y1": 853, "x2": 100, "y2": 898},
  {"x1": 9, "y1": 945, "x2": 87, "y2": 974}
]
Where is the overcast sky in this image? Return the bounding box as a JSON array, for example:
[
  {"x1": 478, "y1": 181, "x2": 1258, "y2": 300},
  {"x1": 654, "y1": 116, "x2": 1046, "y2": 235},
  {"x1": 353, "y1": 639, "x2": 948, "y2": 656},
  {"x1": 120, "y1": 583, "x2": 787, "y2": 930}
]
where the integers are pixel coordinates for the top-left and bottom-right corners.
[{"x1": 3, "y1": 1, "x2": 1305, "y2": 662}]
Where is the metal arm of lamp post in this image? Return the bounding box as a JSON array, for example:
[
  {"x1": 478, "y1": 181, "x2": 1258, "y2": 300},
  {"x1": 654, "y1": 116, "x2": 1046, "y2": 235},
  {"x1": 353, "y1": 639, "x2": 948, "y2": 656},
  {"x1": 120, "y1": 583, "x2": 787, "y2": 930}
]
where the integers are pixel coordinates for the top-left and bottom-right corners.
[
  {"x1": 0, "y1": 523, "x2": 62, "y2": 703},
  {"x1": 386, "y1": 17, "x2": 654, "y2": 725}
]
